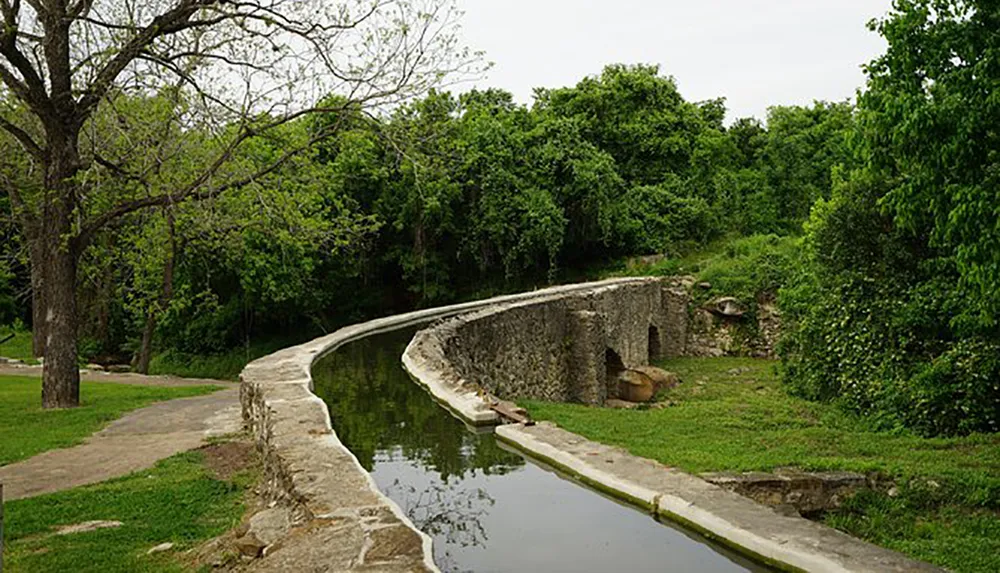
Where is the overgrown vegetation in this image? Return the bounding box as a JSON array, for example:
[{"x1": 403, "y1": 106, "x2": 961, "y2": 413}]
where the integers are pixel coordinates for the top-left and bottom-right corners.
[
  {"x1": 524, "y1": 357, "x2": 1000, "y2": 572},
  {"x1": 0, "y1": 376, "x2": 220, "y2": 466},
  {"x1": 3, "y1": 446, "x2": 256, "y2": 572},
  {"x1": 778, "y1": 0, "x2": 1000, "y2": 436},
  {"x1": 1, "y1": 1, "x2": 997, "y2": 434}
]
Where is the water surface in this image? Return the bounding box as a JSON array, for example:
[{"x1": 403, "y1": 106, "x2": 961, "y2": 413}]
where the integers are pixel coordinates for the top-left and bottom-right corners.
[{"x1": 312, "y1": 328, "x2": 768, "y2": 573}]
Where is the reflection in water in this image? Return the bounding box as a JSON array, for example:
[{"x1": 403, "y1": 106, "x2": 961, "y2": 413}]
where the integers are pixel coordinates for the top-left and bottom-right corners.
[{"x1": 312, "y1": 328, "x2": 767, "y2": 573}]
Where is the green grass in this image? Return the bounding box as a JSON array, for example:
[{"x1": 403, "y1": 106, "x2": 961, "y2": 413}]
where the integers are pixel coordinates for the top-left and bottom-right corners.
[
  {"x1": 0, "y1": 328, "x2": 38, "y2": 364},
  {"x1": 2, "y1": 448, "x2": 255, "y2": 572},
  {"x1": 523, "y1": 357, "x2": 1000, "y2": 573},
  {"x1": 0, "y1": 376, "x2": 221, "y2": 466}
]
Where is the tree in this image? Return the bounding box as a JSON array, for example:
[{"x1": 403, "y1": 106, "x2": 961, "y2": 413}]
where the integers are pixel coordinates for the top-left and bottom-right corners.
[
  {"x1": 535, "y1": 64, "x2": 708, "y2": 187},
  {"x1": 778, "y1": 0, "x2": 1000, "y2": 436},
  {"x1": 860, "y1": 0, "x2": 1000, "y2": 325},
  {"x1": 0, "y1": 0, "x2": 481, "y2": 407}
]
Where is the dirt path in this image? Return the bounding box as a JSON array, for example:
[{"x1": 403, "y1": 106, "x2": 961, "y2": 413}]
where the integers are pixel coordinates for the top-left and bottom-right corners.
[
  {"x1": 0, "y1": 364, "x2": 232, "y2": 387},
  {"x1": 0, "y1": 377, "x2": 242, "y2": 501}
]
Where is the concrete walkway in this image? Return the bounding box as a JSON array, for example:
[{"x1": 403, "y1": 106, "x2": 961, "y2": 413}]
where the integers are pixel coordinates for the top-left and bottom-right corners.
[
  {"x1": 0, "y1": 373, "x2": 242, "y2": 501},
  {"x1": 0, "y1": 364, "x2": 231, "y2": 387}
]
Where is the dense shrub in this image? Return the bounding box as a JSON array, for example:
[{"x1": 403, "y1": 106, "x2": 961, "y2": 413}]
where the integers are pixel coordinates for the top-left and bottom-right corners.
[{"x1": 779, "y1": 173, "x2": 1000, "y2": 436}]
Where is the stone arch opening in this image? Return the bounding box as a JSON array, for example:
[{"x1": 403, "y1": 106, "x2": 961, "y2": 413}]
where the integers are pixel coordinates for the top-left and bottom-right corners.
[
  {"x1": 648, "y1": 325, "x2": 662, "y2": 361},
  {"x1": 605, "y1": 348, "x2": 626, "y2": 399}
]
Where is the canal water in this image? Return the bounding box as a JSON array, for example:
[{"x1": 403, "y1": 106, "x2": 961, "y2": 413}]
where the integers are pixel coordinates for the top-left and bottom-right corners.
[{"x1": 312, "y1": 328, "x2": 768, "y2": 573}]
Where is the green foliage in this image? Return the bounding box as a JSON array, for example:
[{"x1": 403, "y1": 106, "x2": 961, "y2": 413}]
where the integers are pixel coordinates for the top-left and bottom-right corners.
[
  {"x1": 0, "y1": 259, "x2": 14, "y2": 324},
  {"x1": 148, "y1": 336, "x2": 306, "y2": 381},
  {"x1": 0, "y1": 376, "x2": 220, "y2": 466},
  {"x1": 524, "y1": 357, "x2": 1000, "y2": 572},
  {"x1": 696, "y1": 234, "x2": 801, "y2": 305},
  {"x1": 825, "y1": 489, "x2": 1000, "y2": 573},
  {"x1": 5, "y1": 64, "x2": 859, "y2": 388},
  {"x1": 4, "y1": 448, "x2": 253, "y2": 572},
  {"x1": 860, "y1": 0, "x2": 1000, "y2": 326},
  {"x1": 779, "y1": 1, "x2": 1000, "y2": 437}
]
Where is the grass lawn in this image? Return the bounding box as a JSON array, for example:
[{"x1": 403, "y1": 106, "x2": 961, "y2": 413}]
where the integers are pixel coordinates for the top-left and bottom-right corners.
[
  {"x1": 0, "y1": 376, "x2": 221, "y2": 466},
  {"x1": 2, "y1": 446, "x2": 255, "y2": 572},
  {"x1": 2, "y1": 326, "x2": 307, "y2": 381},
  {"x1": 523, "y1": 357, "x2": 1000, "y2": 573},
  {"x1": 0, "y1": 329, "x2": 38, "y2": 364}
]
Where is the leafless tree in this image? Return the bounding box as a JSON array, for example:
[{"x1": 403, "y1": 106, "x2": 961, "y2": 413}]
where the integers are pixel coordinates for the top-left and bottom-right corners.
[{"x1": 0, "y1": 0, "x2": 482, "y2": 407}]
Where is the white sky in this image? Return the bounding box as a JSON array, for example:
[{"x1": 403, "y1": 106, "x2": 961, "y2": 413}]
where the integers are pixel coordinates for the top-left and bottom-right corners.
[{"x1": 458, "y1": 0, "x2": 896, "y2": 122}]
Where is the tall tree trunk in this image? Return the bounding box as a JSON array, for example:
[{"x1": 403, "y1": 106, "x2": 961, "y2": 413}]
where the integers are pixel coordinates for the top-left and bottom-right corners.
[
  {"x1": 134, "y1": 210, "x2": 178, "y2": 375},
  {"x1": 30, "y1": 238, "x2": 47, "y2": 358},
  {"x1": 40, "y1": 228, "x2": 80, "y2": 408},
  {"x1": 39, "y1": 133, "x2": 83, "y2": 408},
  {"x1": 134, "y1": 312, "x2": 157, "y2": 375}
]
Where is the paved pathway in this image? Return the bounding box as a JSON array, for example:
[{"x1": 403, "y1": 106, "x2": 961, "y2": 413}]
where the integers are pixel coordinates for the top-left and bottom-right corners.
[
  {"x1": 0, "y1": 364, "x2": 231, "y2": 387},
  {"x1": 0, "y1": 372, "x2": 242, "y2": 501}
]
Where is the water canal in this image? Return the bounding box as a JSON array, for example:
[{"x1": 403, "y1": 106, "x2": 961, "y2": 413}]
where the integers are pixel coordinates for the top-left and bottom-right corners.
[{"x1": 312, "y1": 327, "x2": 769, "y2": 573}]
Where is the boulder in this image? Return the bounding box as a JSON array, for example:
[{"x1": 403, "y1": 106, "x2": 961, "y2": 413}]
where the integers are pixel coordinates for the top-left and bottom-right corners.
[
  {"x1": 234, "y1": 532, "x2": 267, "y2": 558},
  {"x1": 631, "y1": 365, "x2": 680, "y2": 391},
  {"x1": 706, "y1": 296, "x2": 745, "y2": 318},
  {"x1": 616, "y1": 370, "x2": 656, "y2": 403}
]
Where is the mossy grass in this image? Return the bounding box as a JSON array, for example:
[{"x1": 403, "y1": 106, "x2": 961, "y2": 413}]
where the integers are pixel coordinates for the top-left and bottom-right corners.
[
  {"x1": 522, "y1": 357, "x2": 1000, "y2": 573},
  {"x1": 0, "y1": 375, "x2": 220, "y2": 466}
]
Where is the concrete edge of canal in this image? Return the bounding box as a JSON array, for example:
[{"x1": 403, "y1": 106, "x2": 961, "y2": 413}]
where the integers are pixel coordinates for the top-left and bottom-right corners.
[
  {"x1": 238, "y1": 277, "x2": 648, "y2": 571},
  {"x1": 403, "y1": 280, "x2": 945, "y2": 573}
]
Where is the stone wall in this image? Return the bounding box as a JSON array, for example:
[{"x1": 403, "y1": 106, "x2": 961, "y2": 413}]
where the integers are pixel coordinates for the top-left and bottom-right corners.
[
  {"x1": 666, "y1": 277, "x2": 782, "y2": 359},
  {"x1": 404, "y1": 275, "x2": 782, "y2": 414},
  {"x1": 407, "y1": 279, "x2": 670, "y2": 408},
  {"x1": 238, "y1": 278, "x2": 653, "y2": 569}
]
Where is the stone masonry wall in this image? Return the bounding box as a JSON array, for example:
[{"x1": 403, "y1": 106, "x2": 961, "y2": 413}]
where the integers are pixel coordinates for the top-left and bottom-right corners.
[{"x1": 423, "y1": 279, "x2": 669, "y2": 406}]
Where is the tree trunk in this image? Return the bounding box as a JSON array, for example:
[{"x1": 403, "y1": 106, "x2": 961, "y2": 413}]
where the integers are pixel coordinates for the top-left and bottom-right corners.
[
  {"x1": 134, "y1": 210, "x2": 178, "y2": 375},
  {"x1": 40, "y1": 231, "x2": 80, "y2": 409},
  {"x1": 30, "y1": 239, "x2": 47, "y2": 358},
  {"x1": 134, "y1": 312, "x2": 157, "y2": 375},
  {"x1": 39, "y1": 132, "x2": 83, "y2": 408}
]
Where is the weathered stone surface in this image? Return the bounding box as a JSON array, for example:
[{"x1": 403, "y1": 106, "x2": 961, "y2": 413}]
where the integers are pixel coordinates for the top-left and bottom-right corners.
[
  {"x1": 701, "y1": 469, "x2": 870, "y2": 514},
  {"x1": 363, "y1": 524, "x2": 425, "y2": 563},
  {"x1": 616, "y1": 370, "x2": 656, "y2": 403},
  {"x1": 631, "y1": 365, "x2": 680, "y2": 390},
  {"x1": 146, "y1": 542, "x2": 175, "y2": 555},
  {"x1": 406, "y1": 279, "x2": 669, "y2": 407},
  {"x1": 235, "y1": 533, "x2": 268, "y2": 558},
  {"x1": 567, "y1": 310, "x2": 606, "y2": 404},
  {"x1": 247, "y1": 507, "x2": 294, "y2": 547},
  {"x1": 54, "y1": 520, "x2": 123, "y2": 536},
  {"x1": 706, "y1": 296, "x2": 746, "y2": 317}
]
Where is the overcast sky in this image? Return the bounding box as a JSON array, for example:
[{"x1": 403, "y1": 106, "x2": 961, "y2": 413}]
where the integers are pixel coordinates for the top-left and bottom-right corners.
[{"x1": 457, "y1": 0, "x2": 896, "y2": 122}]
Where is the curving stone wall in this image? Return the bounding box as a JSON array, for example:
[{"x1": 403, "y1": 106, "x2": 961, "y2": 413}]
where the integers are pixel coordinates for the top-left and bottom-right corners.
[
  {"x1": 408, "y1": 278, "x2": 670, "y2": 408},
  {"x1": 238, "y1": 278, "x2": 650, "y2": 571}
]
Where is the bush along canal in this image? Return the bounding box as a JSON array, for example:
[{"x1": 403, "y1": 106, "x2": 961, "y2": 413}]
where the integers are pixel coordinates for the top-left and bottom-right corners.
[{"x1": 311, "y1": 327, "x2": 769, "y2": 573}]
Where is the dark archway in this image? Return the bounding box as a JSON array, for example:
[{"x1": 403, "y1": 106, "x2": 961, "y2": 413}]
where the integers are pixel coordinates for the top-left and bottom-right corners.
[
  {"x1": 605, "y1": 348, "x2": 626, "y2": 398},
  {"x1": 648, "y1": 325, "x2": 662, "y2": 361}
]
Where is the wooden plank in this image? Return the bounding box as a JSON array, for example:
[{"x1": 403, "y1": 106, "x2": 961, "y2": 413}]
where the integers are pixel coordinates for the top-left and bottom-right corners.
[{"x1": 490, "y1": 401, "x2": 534, "y2": 426}]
